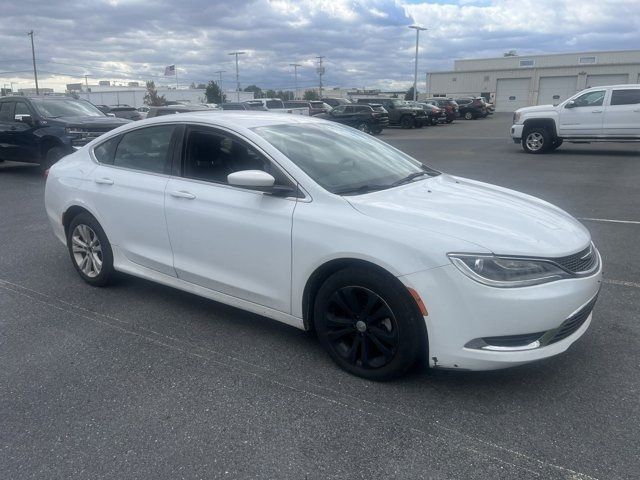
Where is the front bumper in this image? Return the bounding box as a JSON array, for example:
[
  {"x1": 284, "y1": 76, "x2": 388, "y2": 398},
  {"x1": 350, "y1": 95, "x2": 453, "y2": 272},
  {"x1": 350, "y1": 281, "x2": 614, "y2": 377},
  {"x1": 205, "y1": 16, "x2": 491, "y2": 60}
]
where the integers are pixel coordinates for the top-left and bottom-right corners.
[
  {"x1": 400, "y1": 260, "x2": 603, "y2": 371},
  {"x1": 511, "y1": 124, "x2": 524, "y2": 142}
]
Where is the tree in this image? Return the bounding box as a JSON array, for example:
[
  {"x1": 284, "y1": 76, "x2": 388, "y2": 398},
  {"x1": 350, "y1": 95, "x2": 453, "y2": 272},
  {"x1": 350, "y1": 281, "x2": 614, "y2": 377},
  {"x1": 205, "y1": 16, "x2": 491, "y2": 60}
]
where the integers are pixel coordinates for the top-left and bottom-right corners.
[
  {"x1": 204, "y1": 80, "x2": 226, "y2": 104},
  {"x1": 303, "y1": 89, "x2": 319, "y2": 101},
  {"x1": 404, "y1": 86, "x2": 417, "y2": 101},
  {"x1": 276, "y1": 90, "x2": 294, "y2": 101},
  {"x1": 244, "y1": 84, "x2": 262, "y2": 98},
  {"x1": 264, "y1": 89, "x2": 277, "y2": 98},
  {"x1": 144, "y1": 81, "x2": 166, "y2": 106}
]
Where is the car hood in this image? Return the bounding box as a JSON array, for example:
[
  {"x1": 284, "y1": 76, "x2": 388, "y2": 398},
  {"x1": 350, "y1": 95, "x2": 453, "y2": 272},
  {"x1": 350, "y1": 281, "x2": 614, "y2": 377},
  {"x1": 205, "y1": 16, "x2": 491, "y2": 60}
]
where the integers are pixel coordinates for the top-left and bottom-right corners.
[
  {"x1": 52, "y1": 116, "x2": 131, "y2": 128},
  {"x1": 516, "y1": 104, "x2": 557, "y2": 114},
  {"x1": 346, "y1": 174, "x2": 591, "y2": 257}
]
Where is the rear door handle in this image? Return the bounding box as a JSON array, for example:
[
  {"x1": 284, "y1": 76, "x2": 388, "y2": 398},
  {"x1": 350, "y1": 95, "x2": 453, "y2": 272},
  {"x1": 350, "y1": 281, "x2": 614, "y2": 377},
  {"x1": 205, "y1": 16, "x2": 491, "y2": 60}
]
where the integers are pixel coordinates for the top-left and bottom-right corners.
[
  {"x1": 169, "y1": 190, "x2": 196, "y2": 199},
  {"x1": 634, "y1": 109, "x2": 640, "y2": 113},
  {"x1": 94, "y1": 177, "x2": 114, "y2": 185}
]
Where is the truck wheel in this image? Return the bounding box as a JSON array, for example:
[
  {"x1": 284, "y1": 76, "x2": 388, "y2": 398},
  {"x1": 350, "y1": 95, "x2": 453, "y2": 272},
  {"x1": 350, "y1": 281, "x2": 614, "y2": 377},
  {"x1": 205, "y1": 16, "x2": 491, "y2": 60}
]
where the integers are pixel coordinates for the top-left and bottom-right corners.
[
  {"x1": 400, "y1": 116, "x2": 415, "y2": 129},
  {"x1": 522, "y1": 128, "x2": 551, "y2": 154},
  {"x1": 43, "y1": 146, "x2": 66, "y2": 171}
]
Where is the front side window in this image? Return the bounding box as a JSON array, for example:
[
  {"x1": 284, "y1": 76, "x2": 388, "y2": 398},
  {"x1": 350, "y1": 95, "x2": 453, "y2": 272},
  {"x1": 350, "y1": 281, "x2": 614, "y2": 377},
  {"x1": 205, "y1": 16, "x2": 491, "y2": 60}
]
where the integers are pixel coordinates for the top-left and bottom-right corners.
[
  {"x1": 14, "y1": 102, "x2": 31, "y2": 117},
  {"x1": 332, "y1": 105, "x2": 346, "y2": 114},
  {"x1": 113, "y1": 125, "x2": 177, "y2": 174},
  {"x1": 0, "y1": 102, "x2": 15, "y2": 121},
  {"x1": 253, "y1": 123, "x2": 439, "y2": 195},
  {"x1": 30, "y1": 99, "x2": 104, "y2": 118},
  {"x1": 572, "y1": 90, "x2": 605, "y2": 108},
  {"x1": 183, "y1": 128, "x2": 287, "y2": 186},
  {"x1": 610, "y1": 89, "x2": 640, "y2": 106}
]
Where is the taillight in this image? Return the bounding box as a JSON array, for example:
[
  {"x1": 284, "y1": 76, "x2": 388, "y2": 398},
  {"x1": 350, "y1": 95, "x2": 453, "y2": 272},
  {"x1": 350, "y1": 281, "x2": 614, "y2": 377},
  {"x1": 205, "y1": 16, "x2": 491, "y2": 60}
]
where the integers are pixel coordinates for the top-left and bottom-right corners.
[
  {"x1": 43, "y1": 169, "x2": 49, "y2": 177},
  {"x1": 371, "y1": 112, "x2": 380, "y2": 117}
]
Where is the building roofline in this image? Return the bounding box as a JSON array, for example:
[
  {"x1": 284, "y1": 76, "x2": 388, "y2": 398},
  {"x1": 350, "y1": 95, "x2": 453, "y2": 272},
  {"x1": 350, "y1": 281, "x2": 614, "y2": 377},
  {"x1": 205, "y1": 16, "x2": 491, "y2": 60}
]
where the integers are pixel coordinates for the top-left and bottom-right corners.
[
  {"x1": 429, "y1": 62, "x2": 640, "y2": 75},
  {"x1": 455, "y1": 49, "x2": 640, "y2": 63}
]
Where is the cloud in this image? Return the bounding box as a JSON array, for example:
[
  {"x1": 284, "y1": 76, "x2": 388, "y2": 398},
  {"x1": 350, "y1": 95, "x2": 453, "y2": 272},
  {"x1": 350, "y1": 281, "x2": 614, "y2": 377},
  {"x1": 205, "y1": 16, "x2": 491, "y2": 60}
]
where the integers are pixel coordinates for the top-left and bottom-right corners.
[{"x1": 0, "y1": 0, "x2": 638, "y2": 94}]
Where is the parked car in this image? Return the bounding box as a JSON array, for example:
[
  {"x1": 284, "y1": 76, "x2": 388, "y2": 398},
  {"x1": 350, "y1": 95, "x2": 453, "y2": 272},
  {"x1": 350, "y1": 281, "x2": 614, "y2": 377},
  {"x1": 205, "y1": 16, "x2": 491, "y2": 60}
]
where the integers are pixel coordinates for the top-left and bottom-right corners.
[
  {"x1": 284, "y1": 101, "x2": 312, "y2": 115},
  {"x1": 95, "y1": 104, "x2": 112, "y2": 115},
  {"x1": 146, "y1": 104, "x2": 211, "y2": 118},
  {"x1": 309, "y1": 101, "x2": 332, "y2": 116},
  {"x1": 221, "y1": 103, "x2": 250, "y2": 111},
  {"x1": 243, "y1": 98, "x2": 308, "y2": 115},
  {"x1": 108, "y1": 105, "x2": 143, "y2": 121},
  {"x1": 425, "y1": 98, "x2": 459, "y2": 123},
  {"x1": 137, "y1": 106, "x2": 150, "y2": 119},
  {"x1": 314, "y1": 103, "x2": 389, "y2": 134},
  {"x1": 511, "y1": 84, "x2": 640, "y2": 153},
  {"x1": 454, "y1": 97, "x2": 487, "y2": 119},
  {"x1": 356, "y1": 98, "x2": 427, "y2": 128},
  {"x1": 412, "y1": 102, "x2": 446, "y2": 125},
  {"x1": 322, "y1": 98, "x2": 351, "y2": 108},
  {"x1": 0, "y1": 96, "x2": 129, "y2": 169},
  {"x1": 45, "y1": 113, "x2": 602, "y2": 379}
]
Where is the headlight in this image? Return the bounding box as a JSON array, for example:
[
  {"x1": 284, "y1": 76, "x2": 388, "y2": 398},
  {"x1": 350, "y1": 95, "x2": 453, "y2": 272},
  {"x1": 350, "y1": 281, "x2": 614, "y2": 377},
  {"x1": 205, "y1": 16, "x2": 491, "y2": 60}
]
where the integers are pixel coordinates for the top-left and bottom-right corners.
[
  {"x1": 448, "y1": 254, "x2": 570, "y2": 288},
  {"x1": 513, "y1": 112, "x2": 521, "y2": 124}
]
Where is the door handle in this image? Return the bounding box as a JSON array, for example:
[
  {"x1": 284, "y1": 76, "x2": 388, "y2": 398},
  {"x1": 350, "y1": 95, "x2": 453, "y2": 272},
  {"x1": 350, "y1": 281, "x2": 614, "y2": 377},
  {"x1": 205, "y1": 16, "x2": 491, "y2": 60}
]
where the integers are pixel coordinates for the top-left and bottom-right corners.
[
  {"x1": 10, "y1": 126, "x2": 17, "y2": 131},
  {"x1": 94, "y1": 177, "x2": 114, "y2": 185},
  {"x1": 169, "y1": 190, "x2": 196, "y2": 199},
  {"x1": 591, "y1": 110, "x2": 603, "y2": 113},
  {"x1": 633, "y1": 109, "x2": 640, "y2": 113}
]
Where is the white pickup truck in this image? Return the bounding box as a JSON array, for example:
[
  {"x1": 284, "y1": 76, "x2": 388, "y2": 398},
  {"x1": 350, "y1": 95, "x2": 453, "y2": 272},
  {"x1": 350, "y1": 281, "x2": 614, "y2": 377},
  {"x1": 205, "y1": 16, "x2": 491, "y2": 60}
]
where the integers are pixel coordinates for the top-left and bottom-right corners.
[
  {"x1": 243, "y1": 98, "x2": 309, "y2": 116},
  {"x1": 510, "y1": 84, "x2": 640, "y2": 153}
]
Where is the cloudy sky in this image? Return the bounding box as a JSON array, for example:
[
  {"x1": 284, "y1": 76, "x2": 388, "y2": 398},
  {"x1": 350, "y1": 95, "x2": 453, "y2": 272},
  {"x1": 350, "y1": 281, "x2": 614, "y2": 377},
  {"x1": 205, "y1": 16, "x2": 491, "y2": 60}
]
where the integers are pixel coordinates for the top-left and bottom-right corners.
[{"x1": 1, "y1": 0, "x2": 639, "y2": 93}]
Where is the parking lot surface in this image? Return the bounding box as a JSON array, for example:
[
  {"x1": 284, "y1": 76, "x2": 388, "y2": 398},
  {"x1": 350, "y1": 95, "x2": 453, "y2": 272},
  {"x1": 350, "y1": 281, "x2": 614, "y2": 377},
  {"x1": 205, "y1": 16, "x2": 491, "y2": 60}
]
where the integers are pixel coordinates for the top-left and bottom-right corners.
[{"x1": 1, "y1": 113, "x2": 638, "y2": 479}]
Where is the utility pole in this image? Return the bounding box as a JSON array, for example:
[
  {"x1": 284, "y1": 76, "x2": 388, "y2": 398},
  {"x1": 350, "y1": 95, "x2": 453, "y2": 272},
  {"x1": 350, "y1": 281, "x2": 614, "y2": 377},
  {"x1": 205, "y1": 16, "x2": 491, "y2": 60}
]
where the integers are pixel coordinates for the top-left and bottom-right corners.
[
  {"x1": 214, "y1": 70, "x2": 225, "y2": 87},
  {"x1": 228, "y1": 52, "x2": 246, "y2": 102},
  {"x1": 316, "y1": 56, "x2": 325, "y2": 100},
  {"x1": 408, "y1": 25, "x2": 427, "y2": 102},
  {"x1": 289, "y1": 63, "x2": 301, "y2": 99},
  {"x1": 84, "y1": 75, "x2": 90, "y2": 100},
  {"x1": 28, "y1": 30, "x2": 39, "y2": 95}
]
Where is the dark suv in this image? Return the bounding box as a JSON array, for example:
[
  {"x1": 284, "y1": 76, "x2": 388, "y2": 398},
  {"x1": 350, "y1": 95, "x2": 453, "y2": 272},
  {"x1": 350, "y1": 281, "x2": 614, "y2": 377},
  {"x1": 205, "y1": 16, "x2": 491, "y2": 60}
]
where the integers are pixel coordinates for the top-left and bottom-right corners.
[
  {"x1": 108, "y1": 105, "x2": 143, "y2": 121},
  {"x1": 425, "y1": 98, "x2": 459, "y2": 123},
  {"x1": 356, "y1": 98, "x2": 427, "y2": 128},
  {"x1": 454, "y1": 97, "x2": 487, "y2": 120},
  {"x1": 0, "y1": 96, "x2": 129, "y2": 169},
  {"x1": 315, "y1": 104, "x2": 389, "y2": 134}
]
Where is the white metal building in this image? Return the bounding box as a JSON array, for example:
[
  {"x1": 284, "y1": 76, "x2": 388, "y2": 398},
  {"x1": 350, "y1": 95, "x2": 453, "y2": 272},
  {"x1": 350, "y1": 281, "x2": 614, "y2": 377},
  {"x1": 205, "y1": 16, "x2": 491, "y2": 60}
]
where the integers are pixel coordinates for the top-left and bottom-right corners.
[{"x1": 425, "y1": 50, "x2": 640, "y2": 112}]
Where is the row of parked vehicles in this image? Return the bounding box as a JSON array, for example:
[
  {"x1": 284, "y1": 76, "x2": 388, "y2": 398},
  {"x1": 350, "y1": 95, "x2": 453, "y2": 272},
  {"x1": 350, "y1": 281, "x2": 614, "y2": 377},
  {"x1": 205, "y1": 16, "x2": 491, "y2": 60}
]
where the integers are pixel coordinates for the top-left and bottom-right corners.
[{"x1": 0, "y1": 93, "x2": 492, "y2": 171}]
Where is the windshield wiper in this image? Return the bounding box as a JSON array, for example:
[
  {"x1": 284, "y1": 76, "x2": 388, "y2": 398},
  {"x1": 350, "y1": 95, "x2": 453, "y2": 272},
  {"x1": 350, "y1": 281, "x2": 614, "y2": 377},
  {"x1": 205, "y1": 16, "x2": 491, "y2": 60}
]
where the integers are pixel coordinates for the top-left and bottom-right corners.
[
  {"x1": 334, "y1": 184, "x2": 390, "y2": 195},
  {"x1": 390, "y1": 170, "x2": 430, "y2": 187}
]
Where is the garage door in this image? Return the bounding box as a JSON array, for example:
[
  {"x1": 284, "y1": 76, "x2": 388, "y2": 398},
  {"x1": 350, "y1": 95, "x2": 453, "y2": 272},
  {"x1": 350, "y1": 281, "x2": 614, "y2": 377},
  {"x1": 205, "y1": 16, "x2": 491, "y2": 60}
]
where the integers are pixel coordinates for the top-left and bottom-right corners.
[
  {"x1": 538, "y1": 76, "x2": 577, "y2": 105},
  {"x1": 495, "y1": 78, "x2": 530, "y2": 112},
  {"x1": 585, "y1": 74, "x2": 628, "y2": 88}
]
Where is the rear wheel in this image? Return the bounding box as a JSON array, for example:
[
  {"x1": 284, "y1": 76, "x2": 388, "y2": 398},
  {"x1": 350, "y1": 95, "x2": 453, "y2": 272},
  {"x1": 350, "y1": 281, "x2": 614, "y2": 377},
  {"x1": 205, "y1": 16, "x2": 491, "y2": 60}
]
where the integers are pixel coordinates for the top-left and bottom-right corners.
[
  {"x1": 314, "y1": 267, "x2": 425, "y2": 380},
  {"x1": 43, "y1": 146, "x2": 66, "y2": 171},
  {"x1": 400, "y1": 115, "x2": 415, "y2": 129},
  {"x1": 371, "y1": 127, "x2": 383, "y2": 135},
  {"x1": 356, "y1": 122, "x2": 371, "y2": 134},
  {"x1": 522, "y1": 127, "x2": 551, "y2": 154},
  {"x1": 67, "y1": 213, "x2": 115, "y2": 287},
  {"x1": 463, "y1": 111, "x2": 473, "y2": 120}
]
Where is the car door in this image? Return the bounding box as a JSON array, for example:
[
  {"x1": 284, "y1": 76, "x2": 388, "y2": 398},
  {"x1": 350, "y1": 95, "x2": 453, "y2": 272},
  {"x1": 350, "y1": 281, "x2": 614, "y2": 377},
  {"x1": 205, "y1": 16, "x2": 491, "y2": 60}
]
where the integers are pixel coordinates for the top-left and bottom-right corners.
[
  {"x1": 84, "y1": 124, "x2": 180, "y2": 276},
  {"x1": 0, "y1": 101, "x2": 16, "y2": 160},
  {"x1": 558, "y1": 89, "x2": 606, "y2": 137},
  {"x1": 332, "y1": 105, "x2": 355, "y2": 126},
  {"x1": 603, "y1": 88, "x2": 640, "y2": 137},
  {"x1": 164, "y1": 125, "x2": 297, "y2": 313},
  {"x1": 7, "y1": 100, "x2": 40, "y2": 161}
]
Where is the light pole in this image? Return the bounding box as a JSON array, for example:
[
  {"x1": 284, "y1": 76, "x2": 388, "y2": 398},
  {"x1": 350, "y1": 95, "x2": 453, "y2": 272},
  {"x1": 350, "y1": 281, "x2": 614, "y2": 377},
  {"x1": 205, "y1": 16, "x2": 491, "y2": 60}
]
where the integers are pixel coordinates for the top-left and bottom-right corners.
[
  {"x1": 28, "y1": 30, "x2": 39, "y2": 95},
  {"x1": 289, "y1": 63, "x2": 301, "y2": 99},
  {"x1": 408, "y1": 25, "x2": 427, "y2": 102},
  {"x1": 316, "y1": 56, "x2": 325, "y2": 100},
  {"x1": 228, "y1": 52, "x2": 246, "y2": 101}
]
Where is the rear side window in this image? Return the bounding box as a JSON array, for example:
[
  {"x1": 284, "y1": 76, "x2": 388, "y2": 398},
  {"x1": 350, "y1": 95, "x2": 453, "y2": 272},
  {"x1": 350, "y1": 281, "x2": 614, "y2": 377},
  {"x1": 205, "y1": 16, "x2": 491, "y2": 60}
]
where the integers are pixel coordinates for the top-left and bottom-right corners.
[
  {"x1": 0, "y1": 102, "x2": 15, "y2": 121},
  {"x1": 610, "y1": 89, "x2": 640, "y2": 106},
  {"x1": 93, "y1": 136, "x2": 121, "y2": 165},
  {"x1": 113, "y1": 125, "x2": 177, "y2": 174}
]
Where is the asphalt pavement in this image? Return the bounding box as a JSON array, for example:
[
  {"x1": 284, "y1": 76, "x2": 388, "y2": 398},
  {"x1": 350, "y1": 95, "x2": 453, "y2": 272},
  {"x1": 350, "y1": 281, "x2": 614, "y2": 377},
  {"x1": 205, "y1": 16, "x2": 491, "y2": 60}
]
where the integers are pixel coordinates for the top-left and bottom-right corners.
[{"x1": 0, "y1": 113, "x2": 638, "y2": 479}]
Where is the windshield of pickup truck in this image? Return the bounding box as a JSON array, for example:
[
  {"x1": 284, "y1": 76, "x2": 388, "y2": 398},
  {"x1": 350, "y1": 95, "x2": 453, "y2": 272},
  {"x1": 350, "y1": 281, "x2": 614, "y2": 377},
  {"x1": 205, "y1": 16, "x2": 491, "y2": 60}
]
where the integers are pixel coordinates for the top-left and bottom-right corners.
[{"x1": 31, "y1": 98, "x2": 105, "y2": 118}]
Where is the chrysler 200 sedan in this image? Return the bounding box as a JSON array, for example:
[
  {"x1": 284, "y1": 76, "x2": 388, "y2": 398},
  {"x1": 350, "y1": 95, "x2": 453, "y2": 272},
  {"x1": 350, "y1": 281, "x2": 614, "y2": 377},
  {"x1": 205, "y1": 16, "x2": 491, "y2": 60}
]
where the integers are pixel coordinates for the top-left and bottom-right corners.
[{"x1": 44, "y1": 112, "x2": 602, "y2": 380}]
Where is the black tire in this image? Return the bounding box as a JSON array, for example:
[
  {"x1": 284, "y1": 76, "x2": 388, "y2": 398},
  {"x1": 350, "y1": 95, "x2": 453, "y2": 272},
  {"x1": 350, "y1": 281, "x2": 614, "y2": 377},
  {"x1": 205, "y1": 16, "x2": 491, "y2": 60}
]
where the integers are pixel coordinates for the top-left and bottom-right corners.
[
  {"x1": 463, "y1": 111, "x2": 473, "y2": 120},
  {"x1": 400, "y1": 115, "x2": 415, "y2": 129},
  {"x1": 371, "y1": 127, "x2": 383, "y2": 135},
  {"x1": 314, "y1": 267, "x2": 426, "y2": 381},
  {"x1": 522, "y1": 127, "x2": 552, "y2": 154},
  {"x1": 67, "y1": 212, "x2": 115, "y2": 287},
  {"x1": 43, "y1": 146, "x2": 66, "y2": 171},
  {"x1": 356, "y1": 122, "x2": 371, "y2": 134}
]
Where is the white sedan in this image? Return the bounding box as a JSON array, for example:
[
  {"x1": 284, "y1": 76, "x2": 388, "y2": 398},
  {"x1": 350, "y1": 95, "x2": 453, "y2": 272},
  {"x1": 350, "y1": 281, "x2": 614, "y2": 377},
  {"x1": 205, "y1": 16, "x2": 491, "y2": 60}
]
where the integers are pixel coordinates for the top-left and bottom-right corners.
[{"x1": 45, "y1": 112, "x2": 602, "y2": 380}]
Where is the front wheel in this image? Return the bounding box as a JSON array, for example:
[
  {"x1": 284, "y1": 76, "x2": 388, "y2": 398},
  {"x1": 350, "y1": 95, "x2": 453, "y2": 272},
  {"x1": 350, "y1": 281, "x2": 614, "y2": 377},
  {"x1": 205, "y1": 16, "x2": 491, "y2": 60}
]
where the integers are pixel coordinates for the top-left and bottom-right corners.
[
  {"x1": 67, "y1": 213, "x2": 116, "y2": 287},
  {"x1": 356, "y1": 122, "x2": 371, "y2": 134},
  {"x1": 522, "y1": 128, "x2": 551, "y2": 154},
  {"x1": 463, "y1": 111, "x2": 473, "y2": 120},
  {"x1": 314, "y1": 267, "x2": 425, "y2": 380},
  {"x1": 400, "y1": 115, "x2": 415, "y2": 129},
  {"x1": 43, "y1": 146, "x2": 66, "y2": 171}
]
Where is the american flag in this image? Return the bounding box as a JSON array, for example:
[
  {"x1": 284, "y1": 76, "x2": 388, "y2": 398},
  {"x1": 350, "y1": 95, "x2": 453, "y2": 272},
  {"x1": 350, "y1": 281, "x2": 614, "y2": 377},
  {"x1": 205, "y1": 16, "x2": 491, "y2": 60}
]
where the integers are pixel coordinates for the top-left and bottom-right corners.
[{"x1": 164, "y1": 65, "x2": 176, "y2": 76}]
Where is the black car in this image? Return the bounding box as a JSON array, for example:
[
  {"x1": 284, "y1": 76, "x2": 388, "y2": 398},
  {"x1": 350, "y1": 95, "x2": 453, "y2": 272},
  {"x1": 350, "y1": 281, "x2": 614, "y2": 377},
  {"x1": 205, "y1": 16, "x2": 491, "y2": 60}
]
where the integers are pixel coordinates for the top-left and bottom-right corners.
[
  {"x1": 108, "y1": 105, "x2": 143, "y2": 121},
  {"x1": 0, "y1": 96, "x2": 129, "y2": 169},
  {"x1": 412, "y1": 102, "x2": 446, "y2": 125},
  {"x1": 220, "y1": 103, "x2": 249, "y2": 111},
  {"x1": 356, "y1": 98, "x2": 427, "y2": 128},
  {"x1": 314, "y1": 104, "x2": 389, "y2": 134},
  {"x1": 454, "y1": 97, "x2": 486, "y2": 120},
  {"x1": 146, "y1": 104, "x2": 211, "y2": 118}
]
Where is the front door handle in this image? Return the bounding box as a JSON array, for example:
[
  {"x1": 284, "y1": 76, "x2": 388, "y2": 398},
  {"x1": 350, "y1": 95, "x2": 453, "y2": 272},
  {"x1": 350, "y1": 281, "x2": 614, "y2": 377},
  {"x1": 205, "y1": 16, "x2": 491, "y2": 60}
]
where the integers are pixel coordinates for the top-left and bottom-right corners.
[
  {"x1": 591, "y1": 110, "x2": 603, "y2": 113},
  {"x1": 169, "y1": 190, "x2": 196, "y2": 199},
  {"x1": 633, "y1": 109, "x2": 640, "y2": 113},
  {"x1": 94, "y1": 177, "x2": 114, "y2": 185}
]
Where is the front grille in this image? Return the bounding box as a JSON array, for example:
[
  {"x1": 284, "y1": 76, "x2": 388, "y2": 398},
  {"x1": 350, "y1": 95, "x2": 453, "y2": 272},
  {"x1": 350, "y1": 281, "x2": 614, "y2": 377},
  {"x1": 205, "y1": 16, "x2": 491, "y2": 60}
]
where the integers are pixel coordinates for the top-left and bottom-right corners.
[
  {"x1": 548, "y1": 295, "x2": 598, "y2": 344},
  {"x1": 551, "y1": 244, "x2": 598, "y2": 274}
]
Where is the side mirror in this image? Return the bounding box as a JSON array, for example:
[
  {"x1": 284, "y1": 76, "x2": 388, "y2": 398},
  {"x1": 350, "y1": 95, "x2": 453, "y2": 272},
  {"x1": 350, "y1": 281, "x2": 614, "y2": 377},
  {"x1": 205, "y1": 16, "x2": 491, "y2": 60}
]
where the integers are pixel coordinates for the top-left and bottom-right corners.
[
  {"x1": 15, "y1": 114, "x2": 33, "y2": 125},
  {"x1": 227, "y1": 170, "x2": 297, "y2": 197},
  {"x1": 565, "y1": 100, "x2": 576, "y2": 109}
]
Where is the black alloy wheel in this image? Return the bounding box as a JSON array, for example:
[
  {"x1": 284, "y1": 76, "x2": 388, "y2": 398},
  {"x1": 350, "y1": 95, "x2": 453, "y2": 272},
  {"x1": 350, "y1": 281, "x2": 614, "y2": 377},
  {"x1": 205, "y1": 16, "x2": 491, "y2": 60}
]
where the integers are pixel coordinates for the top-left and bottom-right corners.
[{"x1": 314, "y1": 267, "x2": 425, "y2": 380}]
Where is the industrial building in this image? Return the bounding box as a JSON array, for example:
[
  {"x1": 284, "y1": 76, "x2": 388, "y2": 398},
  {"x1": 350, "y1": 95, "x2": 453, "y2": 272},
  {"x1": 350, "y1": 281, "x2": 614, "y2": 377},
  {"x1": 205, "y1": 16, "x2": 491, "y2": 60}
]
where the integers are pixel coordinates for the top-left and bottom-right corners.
[{"x1": 425, "y1": 50, "x2": 640, "y2": 112}]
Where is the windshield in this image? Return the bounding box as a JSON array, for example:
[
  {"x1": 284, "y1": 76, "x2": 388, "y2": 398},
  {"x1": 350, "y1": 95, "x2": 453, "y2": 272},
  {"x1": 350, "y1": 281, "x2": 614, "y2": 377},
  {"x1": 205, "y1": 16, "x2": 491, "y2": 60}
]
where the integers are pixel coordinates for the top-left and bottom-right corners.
[
  {"x1": 252, "y1": 123, "x2": 439, "y2": 195},
  {"x1": 30, "y1": 98, "x2": 105, "y2": 118}
]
